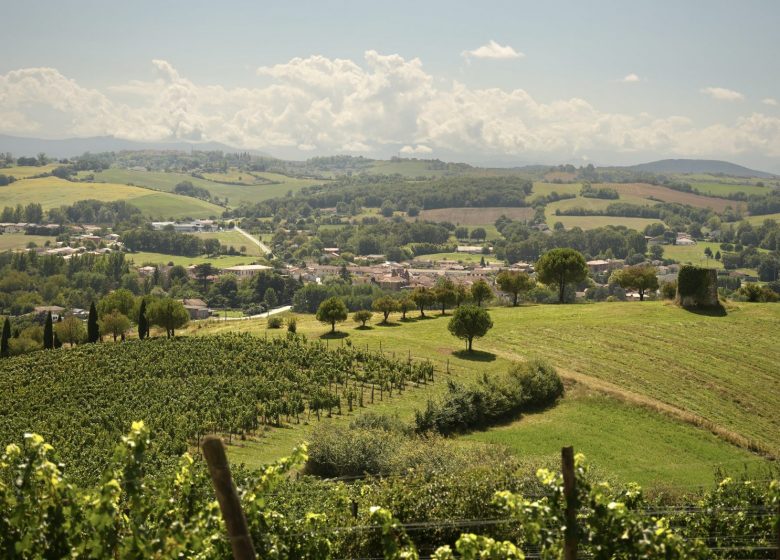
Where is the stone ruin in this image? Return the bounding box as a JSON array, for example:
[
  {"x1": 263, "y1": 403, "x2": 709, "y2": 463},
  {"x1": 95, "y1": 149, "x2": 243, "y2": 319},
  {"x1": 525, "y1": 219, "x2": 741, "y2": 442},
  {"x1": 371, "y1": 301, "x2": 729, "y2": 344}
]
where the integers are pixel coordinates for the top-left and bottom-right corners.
[{"x1": 675, "y1": 265, "x2": 720, "y2": 308}]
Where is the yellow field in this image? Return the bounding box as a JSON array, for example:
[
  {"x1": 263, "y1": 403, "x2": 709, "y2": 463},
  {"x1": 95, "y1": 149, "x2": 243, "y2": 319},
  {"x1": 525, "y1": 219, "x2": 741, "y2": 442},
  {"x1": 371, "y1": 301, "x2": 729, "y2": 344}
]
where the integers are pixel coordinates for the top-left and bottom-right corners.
[
  {"x1": 2, "y1": 177, "x2": 148, "y2": 209},
  {"x1": 1, "y1": 164, "x2": 59, "y2": 179}
]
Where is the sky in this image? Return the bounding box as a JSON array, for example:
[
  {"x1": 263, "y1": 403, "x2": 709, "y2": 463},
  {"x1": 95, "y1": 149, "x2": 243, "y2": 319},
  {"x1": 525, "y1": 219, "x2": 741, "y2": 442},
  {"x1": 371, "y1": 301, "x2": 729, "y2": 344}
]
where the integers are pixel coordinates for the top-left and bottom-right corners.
[{"x1": 1, "y1": 0, "x2": 779, "y2": 169}]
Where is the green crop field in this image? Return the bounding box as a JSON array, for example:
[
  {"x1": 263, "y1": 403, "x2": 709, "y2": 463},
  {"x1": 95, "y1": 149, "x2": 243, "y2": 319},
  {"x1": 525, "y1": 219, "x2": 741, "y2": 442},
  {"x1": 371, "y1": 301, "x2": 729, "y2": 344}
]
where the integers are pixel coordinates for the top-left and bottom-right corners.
[
  {"x1": 417, "y1": 207, "x2": 533, "y2": 226},
  {"x1": 531, "y1": 181, "x2": 581, "y2": 198},
  {"x1": 128, "y1": 192, "x2": 224, "y2": 220},
  {"x1": 188, "y1": 301, "x2": 780, "y2": 485},
  {"x1": 687, "y1": 181, "x2": 770, "y2": 197},
  {"x1": 0, "y1": 234, "x2": 57, "y2": 251},
  {"x1": 84, "y1": 167, "x2": 326, "y2": 206},
  {"x1": 746, "y1": 212, "x2": 780, "y2": 225},
  {"x1": 547, "y1": 214, "x2": 661, "y2": 231},
  {"x1": 125, "y1": 251, "x2": 265, "y2": 267},
  {"x1": 662, "y1": 242, "x2": 726, "y2": 269}
]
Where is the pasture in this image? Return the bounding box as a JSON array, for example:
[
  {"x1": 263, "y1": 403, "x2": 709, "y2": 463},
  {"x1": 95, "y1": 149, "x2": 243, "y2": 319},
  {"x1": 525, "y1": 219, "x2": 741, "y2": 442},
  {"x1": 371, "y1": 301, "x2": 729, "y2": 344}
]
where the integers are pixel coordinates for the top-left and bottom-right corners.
[
  {"x1": 746, "y1": 212, "x2": 780, "y2": 225},
  {"x1": 663, "y1": 242, "x2": 725, "y2": 269},
  {"x1": 531, "y1": 181, "x2": 582, "y2": 198},
  {"x1": 603, "y1": 183, "x2": 742, "y2": 212},
  {"x1": 413, "y1": 252, "x2": 503, "y2": 265},
  {"x1": 0, "y1": 234, "x2": 56, "y2": 251},
  {"x1": 192, "y1": 230, "x2": 264, "y2": 256},
  {"x1": 189, "y1": 301, "x2": 780, "y2": 483},
  {"x1": 547, "y1": 214, "x2": 661, "y2": 231},
  {"x1": 0, "y1": 164, "x2": 59, "y2": 178},
  {"x1": 124, "y1": 193, "x2": 224, "y2": 220},
  {"x1": 125, "y1": 251, "x2": 264, "y2": 267},
  {"x1": 687, "y1": 181, "x2": 770, "y2": 197},
  {"x1": 417, "y1": 206, "x2": 534, "y2": 225}
]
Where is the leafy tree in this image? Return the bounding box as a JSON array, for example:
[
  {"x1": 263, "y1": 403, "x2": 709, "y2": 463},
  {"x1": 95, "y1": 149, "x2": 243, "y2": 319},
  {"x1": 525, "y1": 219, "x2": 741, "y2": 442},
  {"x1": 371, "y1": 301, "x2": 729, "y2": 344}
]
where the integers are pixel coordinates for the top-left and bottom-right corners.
[
  {"x1": 434, "y1": 278, "x2": 456, "y2": 315},
  {"x1": 137, "y1": 299, "x2": 149, "y2": 340},
  {"x1": 380, "y1": 200, "x2": 394, "y2": 217},
  {"x1": 470, "y1": 279, "x2": 492, "y2": 307},
  {"x1": 704, "y1": 247, "x2": 713, "y2": 259},
  {"x1": 496, "y1": 270, "x2": 534, "y2": 306},
  {"x1": 43, "y1": 312, "x2": 53, "y2": 350},
  {"x1": 99, "y1": 311, "x2": 131, "y2": 342},
  {"x1": 649, "y1": 245, "x2": 664, "y2": 260},
  {"x1": 87, "y1": 302, "x2": 100, "y2": 343},
  {"x1": 55, "y1": 316, "x2": 85, "y2": 347},
  {"x1": 147, "y1": 298, "x2": 189, "y2": 338},
  {"x1": 411, "y1": 287, "x2": 435, "y2": 317},
  {"x1": 535, "y1": 248, "x2": 588, "y2": 304},
  {"x1": 372, "y1": 296, "x2": 398, "y2": 323},
  {"x1": 0, "y1": 317, "x2": 10, "y2": 358},
  {"x1": 454, "y1": 226, "x2": 469, "y2": 240},
  {"x1": 469, "y1": 227, "x2": 487, "y2": 242},
  {"x1": 193, "y1": 263, "x2": 215, "y2": 293},
  {"x1": 98, "y1": 288, "x2": 135, "y2": 317},
  {"x1": 454, "y1": 284, "x2": 470, "y2": 307},
  {"x1": 715, "y1": 250, "x2": 721, "y2": 261},
  {"x1": 203, "y1": 238, "x2": 221, "y2": 257},
  {"x1": 264, "y1": 287, "x2": 278, "y2": 309},
  {"x1": 316, "y1": 296, "x2": 348, "y2": 333},
  {"x1": 353, "y1": 310, "x2": 373, "y2": 327},
  {"x1": 397, "y1": 294, "x2": 415, "y2": 320},
  {"x1": 611, "y1": 265, "x2": 659, "y2": 301},
  {"x1": 447, "y1": 305, "x2": 493, "y2": 352}
]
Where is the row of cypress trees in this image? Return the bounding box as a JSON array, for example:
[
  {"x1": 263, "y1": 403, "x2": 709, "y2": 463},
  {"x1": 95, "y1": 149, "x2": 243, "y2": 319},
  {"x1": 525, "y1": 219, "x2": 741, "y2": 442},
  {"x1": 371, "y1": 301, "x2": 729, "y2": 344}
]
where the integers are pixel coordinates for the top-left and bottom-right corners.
[{"x1": 0, "y1": 299, "x2": 150, "y2": 358}]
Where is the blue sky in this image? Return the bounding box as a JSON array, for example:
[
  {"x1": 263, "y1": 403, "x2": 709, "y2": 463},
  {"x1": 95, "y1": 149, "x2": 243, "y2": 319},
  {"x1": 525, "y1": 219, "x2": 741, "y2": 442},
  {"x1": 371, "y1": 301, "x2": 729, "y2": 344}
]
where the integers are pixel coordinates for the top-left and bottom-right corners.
[{"x1": 2, "y1": 0, "x2": 779, "y2": 168}]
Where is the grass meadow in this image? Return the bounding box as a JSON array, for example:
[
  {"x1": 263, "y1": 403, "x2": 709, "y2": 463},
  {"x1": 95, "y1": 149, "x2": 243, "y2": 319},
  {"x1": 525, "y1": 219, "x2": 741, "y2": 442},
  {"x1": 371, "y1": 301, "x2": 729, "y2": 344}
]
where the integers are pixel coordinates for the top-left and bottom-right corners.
[
  {"x1": 187, "y1": 301, "x2": 780, "y2": 485},
  {"x1": 0, "y1": 234, "x2": 57, "y2": 251},
  {"x1": 125, "y1": 251, "x2": 265, "y2": 267}
]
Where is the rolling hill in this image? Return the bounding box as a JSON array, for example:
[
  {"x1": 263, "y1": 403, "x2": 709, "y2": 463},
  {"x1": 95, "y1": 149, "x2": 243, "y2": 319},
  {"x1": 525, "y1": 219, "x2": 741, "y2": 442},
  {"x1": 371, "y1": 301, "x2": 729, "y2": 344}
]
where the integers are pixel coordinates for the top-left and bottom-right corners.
[{"x1": 627, "y1": 159, "x2": 774, "y2": 178}]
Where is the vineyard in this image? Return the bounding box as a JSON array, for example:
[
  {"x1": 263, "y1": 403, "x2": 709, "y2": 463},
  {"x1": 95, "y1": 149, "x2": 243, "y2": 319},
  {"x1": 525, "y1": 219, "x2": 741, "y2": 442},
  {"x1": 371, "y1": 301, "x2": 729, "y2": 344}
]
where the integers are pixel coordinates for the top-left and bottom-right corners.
[{"x1": 0, "y1": 333, "x2": 434, "y2": 484}]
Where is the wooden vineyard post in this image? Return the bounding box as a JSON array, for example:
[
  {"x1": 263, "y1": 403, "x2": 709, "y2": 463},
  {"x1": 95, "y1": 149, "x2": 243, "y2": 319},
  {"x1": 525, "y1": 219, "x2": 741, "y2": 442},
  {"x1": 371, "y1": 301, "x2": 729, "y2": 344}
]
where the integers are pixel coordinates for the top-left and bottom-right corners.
[
  {"x1": 203, "y1": 436, "x2": 257, "y2": 560},
  {"x1": 562, "y1": 446, "x2": 577, "y2": 560}
]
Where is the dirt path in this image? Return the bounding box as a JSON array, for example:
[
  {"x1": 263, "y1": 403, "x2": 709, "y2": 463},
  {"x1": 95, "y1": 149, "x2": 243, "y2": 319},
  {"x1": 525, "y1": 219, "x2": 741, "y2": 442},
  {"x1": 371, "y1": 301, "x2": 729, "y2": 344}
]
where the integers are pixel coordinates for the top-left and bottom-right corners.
[{"x1": 234, "y1": 226, "x2": 271, "y2": 255}]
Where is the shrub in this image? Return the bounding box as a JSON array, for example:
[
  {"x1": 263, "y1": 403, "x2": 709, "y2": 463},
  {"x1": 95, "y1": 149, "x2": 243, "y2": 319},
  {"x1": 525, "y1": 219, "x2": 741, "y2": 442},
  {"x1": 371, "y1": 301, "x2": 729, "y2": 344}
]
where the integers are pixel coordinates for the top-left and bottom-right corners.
[
  {"x1": 267, "y1": 316, "x2": 283, "y2": 328},
  {"x1": 660, "y1": 280, "x2": 677, "y2": 299},
  {"x1": 286, "y1": 316, "x2": 297, "y2": 333}
]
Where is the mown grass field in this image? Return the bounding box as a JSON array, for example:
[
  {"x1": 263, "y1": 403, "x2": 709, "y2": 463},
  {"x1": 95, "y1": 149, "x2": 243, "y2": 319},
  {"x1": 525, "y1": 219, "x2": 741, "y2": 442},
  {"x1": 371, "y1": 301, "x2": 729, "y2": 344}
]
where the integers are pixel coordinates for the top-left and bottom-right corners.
[
  {"x1": 192, "y1": 231, "x2": 264, "y2": 256},
  {"x1": 188, "y1": 301, "x2": 780, "y2": 485},
  {"x1": 547, "y1": 214, "x2": 661, "y2": 231},
  {"x1": 417, "y1": 207, "x2": 534, "y2": 226},
  {"x1": 1, "y1": 164, "x2": 59, "y2": 178},
  {"x1": 746, "y1": 212, "x2": 780, "y2": 225},
  {"x1": 84, "y1": 168, "x2": 326, "y2": 207},
  {"x1": 0, "y1": 234, "x2": 57, "y2": 251},
  {"x1": 1, "y1": 176, "x2": 224, "y2": 219},
  {"x1": 687, "y1": 181, "x2": 770, "y2": 197},
  {"x1": 413, "y1": 252, "x2": 503, "y2": 265},
  {"x1": 125, "y1": 251, "x2": 264, "y2": 267},
  {"x1": 531, "y1": 181, "x2": 581, "y2": 198},
  {"x1": 662, "y1": 242, "x2": 725, "y2": 269}
]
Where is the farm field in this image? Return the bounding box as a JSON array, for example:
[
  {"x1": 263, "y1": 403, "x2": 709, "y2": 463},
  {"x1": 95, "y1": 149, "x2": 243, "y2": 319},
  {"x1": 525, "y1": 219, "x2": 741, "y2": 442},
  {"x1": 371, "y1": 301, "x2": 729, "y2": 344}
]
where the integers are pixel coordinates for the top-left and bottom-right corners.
[
  {"x1": 84, "y1": 168, "x2": 326, "y2": 206},
  {"x1": 417, "y1": 207, "x2": 533, "y2": 225},
  {"x1": 547, "y1": 214, "x2": 661, "y2": 230},
  {"x1": 662, "y1": 242, "x2": 725, "y2": 269},
  {"x1": 189, "y1": 301, "x2": 780, "y2": 481},
  {"x1": 464, "y1": 386, "x2": 766, "y2": 488},
  {"x1": 0, "y1": 164, "x2": 59, "y2": 178},
  {"x1": 413, "y1": 252, "x2": 502, "y2": 265},
  {"x1": 367, "y1": 160, "x2": 449, "y2": 177},
  {"x1": 531, "y1": 181, "x2": 582, "y2": 198},
  {"x1": 125, "y1": 251, "x2": 264, "y2": 267},
  {"x1": 603, "y1": 183, "x2": 742, "y2": 212},
  {"x1": 1, "y1": 176, "x2": 224, "y2": 218},
  {"x1": 0, "y1": 233, "x2": 57, "y2": 251},
  {"x1": 192, "y1": 230, "x2": 264, "y2": 256},
  {"x1": 746, "y1": 212, "x2": 780, "y2": 225},
  {"x1": 687, "y1": 181, "x2": 770, "y2": 197}
]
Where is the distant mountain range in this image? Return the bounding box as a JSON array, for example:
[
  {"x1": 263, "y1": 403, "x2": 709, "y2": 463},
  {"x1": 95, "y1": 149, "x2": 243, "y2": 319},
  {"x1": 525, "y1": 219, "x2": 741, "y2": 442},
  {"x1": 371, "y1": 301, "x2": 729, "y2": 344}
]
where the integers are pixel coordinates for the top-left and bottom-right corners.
[
  {"x1": 0, "y1": 134, "x2": 271, "y2": 159},
  {"x1": 624, "y1": 159, "x2": 775, "y2": 179}
]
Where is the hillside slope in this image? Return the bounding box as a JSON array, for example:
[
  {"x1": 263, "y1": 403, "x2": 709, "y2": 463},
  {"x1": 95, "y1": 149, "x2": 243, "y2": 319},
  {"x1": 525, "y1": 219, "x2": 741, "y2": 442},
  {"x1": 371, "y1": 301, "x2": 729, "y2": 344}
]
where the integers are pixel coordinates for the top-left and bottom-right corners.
[{"x1": 627, "y1": 158, "x2": 774, "y2": 178}]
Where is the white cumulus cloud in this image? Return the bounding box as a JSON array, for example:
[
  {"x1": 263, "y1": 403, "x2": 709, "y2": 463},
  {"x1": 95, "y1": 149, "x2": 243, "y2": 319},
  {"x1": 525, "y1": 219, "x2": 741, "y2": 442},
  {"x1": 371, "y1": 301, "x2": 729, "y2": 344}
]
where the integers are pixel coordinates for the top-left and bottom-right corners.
[
  {"x1": 762, "y1": 97, "x2": 778, "y2": 106},
  {"x1": 0, "y1": 54, "x2": 779, "y2": 161},
  {"x1": 621, "y1": 73, "x2": 641, "y2": 83},
  {"x1": 462, "y1": 40, "x2": 524, "y2": 60},
  {"x1": 701, "y1": 86, "x2": 745, "y2": 101}
]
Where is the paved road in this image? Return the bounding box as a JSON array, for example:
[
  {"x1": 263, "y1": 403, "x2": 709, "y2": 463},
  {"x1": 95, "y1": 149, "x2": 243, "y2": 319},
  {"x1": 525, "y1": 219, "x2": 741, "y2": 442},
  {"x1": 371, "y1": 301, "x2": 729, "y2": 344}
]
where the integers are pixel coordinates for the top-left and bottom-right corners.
[{"x1": 234, "y1": 226, "x2": 271, "y2": 255}]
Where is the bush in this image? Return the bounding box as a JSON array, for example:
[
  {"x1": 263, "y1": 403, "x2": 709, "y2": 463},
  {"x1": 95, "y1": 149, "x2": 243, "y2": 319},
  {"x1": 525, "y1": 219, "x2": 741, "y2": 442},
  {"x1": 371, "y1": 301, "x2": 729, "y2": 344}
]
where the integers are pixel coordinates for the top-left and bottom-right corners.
[
  {"x1": 286, "y1": 316, "x2": 297, "y2": 333},
  {"x1": 267, "y1": 316, "x2": 283, "y2": 329},
  {"x1": 660, "y1": 280, "x2": 677, "y2": 299},
  {"x1": 414, "y1": 360, "x2": 563, "y2": 435}
]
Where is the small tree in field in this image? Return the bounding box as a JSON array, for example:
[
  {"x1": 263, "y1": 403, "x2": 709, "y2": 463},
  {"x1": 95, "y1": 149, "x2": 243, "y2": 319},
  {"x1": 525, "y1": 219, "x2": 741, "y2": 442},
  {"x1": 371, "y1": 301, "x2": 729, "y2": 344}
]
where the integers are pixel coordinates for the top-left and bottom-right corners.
[
  {"x1": 99, "y1": 310, "x2": 131, "y2": 342},
  {"x1": 316, "y1": 297, "x2": 348, "y2": 333},
  {"x1": 147, "y1": 298, "x2": 189, "y2": 338},
  {"x1": 496, "y1": 270, "x2": 534, "y2": 306},
  {"x1": 411, "y1": 287, "x2": 435, "y2": 317},
  {"x1": 353, "y1": 310, "x2": 373, "y2": 328},
  {"x1": 470, "y1": 279, "x2": 492, "y2": 307},
  {"x1": 56, "y1": 316, "x2": 85, "y2": 347},
  {"x1": 447, "y1": 305, "x2": 493, "y2": 352},
  {"x1": 611, "y1": 265, "x2": 659, "y2": 301},
  {"x1": 397, "y1": 294, "x2": 415, "y2": 320},
  {"x1": 372, "y1": 296, "x2": 398, "y2": 323},
  {"x1": 434, "y1": 277, "x2": 457, "y2": 315},
  {"x1": 535, "y1": 248, "x2": 588, "y2": 304}
]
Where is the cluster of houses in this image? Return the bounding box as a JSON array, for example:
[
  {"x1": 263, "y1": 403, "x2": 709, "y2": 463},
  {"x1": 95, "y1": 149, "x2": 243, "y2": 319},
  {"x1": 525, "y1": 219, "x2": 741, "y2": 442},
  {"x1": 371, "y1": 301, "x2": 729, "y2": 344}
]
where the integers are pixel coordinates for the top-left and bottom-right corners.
[{"x1": 150, "y1": 219, "x2": 216, "y2": 232}]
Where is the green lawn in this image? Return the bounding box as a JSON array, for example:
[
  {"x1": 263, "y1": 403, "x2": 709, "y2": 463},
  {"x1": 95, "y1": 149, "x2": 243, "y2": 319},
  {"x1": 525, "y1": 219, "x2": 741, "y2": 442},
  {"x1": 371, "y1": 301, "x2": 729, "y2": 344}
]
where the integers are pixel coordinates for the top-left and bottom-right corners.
[
  {"x1": 663, "y1": 242, "x2": 725, "y2": 269},
  {"x1": 464, "y1": 387, "x2": 766, "y2": 489},
  {"x1": 126, "y1": 193, "x2": 224, "y2": 220},
  {"x1": 0, "y1": 234, "x2": 57, "y2": 251},
  {"x1": 192, "y1": 231, "x2": 264, "y2": 256},
  {"x1": 126, "y1": 251, "x2": 265, "y2": 267},
  {"x1": 188, "y1": 302, "x2": 780, "y2": 484}
]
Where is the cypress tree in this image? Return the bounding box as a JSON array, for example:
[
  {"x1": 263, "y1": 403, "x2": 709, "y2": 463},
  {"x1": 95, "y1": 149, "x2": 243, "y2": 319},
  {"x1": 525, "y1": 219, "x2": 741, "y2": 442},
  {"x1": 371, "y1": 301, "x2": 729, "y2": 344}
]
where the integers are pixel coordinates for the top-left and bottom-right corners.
[
  {"x1": 1, "y1": 317, "x2": 10, "y2": 358},
  {"x1": 54, "y1": 332, "x2": 62, "y2": 349},
  {"x1": 87, "y1": 302, "x2": 100, "y2": 343},
  {"x1": 43, "y1": 311, "x2": 54, "y2": 349},
  {"x1": 138, "y1": 299, "x2": 148, "y2": 340}
]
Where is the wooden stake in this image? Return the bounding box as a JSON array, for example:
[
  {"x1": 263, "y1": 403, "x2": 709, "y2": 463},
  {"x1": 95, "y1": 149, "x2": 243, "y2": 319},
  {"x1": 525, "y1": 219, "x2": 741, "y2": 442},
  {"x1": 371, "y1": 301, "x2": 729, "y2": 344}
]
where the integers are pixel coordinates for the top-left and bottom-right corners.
[
  {"x1": 202, "y1": 436, "x2": 256, "y2": 560},
  {"x1": 562, "y1": 446, "x2": 577, "y2": 560}
]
